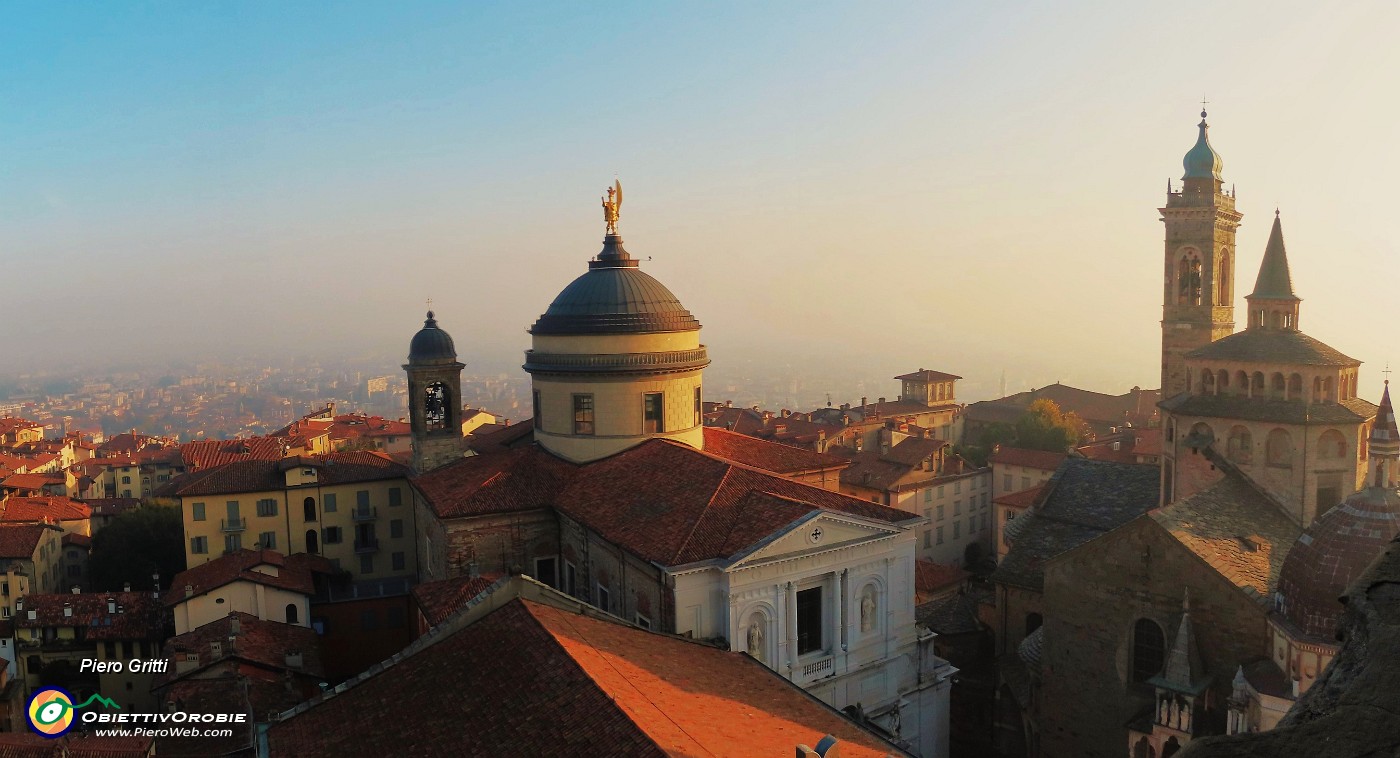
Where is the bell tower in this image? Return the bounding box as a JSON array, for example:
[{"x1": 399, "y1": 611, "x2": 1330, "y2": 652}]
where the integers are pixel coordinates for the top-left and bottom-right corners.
[
  {"x1": 404, "y1": 310, "x2": 466, "y2": 472},
  {"x1": 1160, "y1": 110, "x2": 1243, "y2": 398}
]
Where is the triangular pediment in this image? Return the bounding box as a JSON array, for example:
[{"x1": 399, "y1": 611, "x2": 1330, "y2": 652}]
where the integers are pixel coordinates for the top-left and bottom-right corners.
[{"x1": 727, "y1": 512, "x2": 903, "y2": 569}]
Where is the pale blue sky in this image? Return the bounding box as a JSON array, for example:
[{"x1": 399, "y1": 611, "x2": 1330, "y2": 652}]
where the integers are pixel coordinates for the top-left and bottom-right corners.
[{"x1": 3, "y1": 2, "x2": 1396, "y2": 401}]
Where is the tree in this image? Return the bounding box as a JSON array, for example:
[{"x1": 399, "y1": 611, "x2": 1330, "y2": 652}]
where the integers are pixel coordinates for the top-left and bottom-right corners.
[
  {"x1": 1013, "y1": 399, "x2": 1084, "y2": 452},
  {"x1": 86, "y1": 505, "x2": 187, "y2": 592}
]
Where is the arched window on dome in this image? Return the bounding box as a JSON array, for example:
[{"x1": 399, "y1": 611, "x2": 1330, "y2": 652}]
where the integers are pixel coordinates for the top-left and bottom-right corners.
[
  {"x1": 1267, "y1": 429, "x2": 1294, "y2": 468},
  {"x1": 1217, "y1": 370, "x2": 1230, "y2": 394},
  {"x1": 1349, "y1": 374, "x2": 1359, "y2": 400},
  {"x1": 1313, "y1": 376, "x2": 1323, "y2": 403},
  {"x1": 424, "y1": 382, "x2": 449, "y2": 432},
  {"x1": 1318, "y1": 430, "x2": 1347, "y2": 460},
  {"x1": 1132, "y1": 618, "x2": 1166, "y2": 682},
  {"x1": 1289, "y1": 373, "x2": 1303, "y2": 401},
  {"x1": 1324, "y1": 376, "x2": 1336, "y2": 403},
  {"x1": 1200, "y1": 369, "x2": 1215, "y2": 395},
  {"x1": 1178, "y1": 254, "x2": 1203, "y2": 306},
  {"x1": 1235, "y1": 371, "x2": 1249, "y2": 396},
  {"x1": 1251, "y1": 372, "x2": 1266, "y2": 397},
  {"x1": 1270, "y1": 373, "x2": 1286, "y2": 400},
  {"x1": 1227, "y1": 426, "x2": 1253, "y2": 464}
]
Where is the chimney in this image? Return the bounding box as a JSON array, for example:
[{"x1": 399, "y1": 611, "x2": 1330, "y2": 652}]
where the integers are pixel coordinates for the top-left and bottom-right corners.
[
  {"x1": 860, "y1": 396, "x2": 867, "y2": 409},
  {"x1": 185, "y1": 584, "x2": 194, "y2": 598},
  {"x1": 211, "y1": 640, "x2": 223, "y2": 658},
  {"x1": 106, "y1": 597, "x2": 116, "y2": 614},
  {"x1": 725, "y1": 400, "x2": 732, "y2": 408},
  {"x1": 285, "y1": 651, "x2": 304, "y2": 668},
  {"x1": 781, "y1": 409, "x2": 791, "y2": 418},
  {"x1": 70, "y1": 586, "x2": 80, "y2": 595},
  {"x1": 123, "y1": 582, "x2": 131, "y2": 592},
  {"x1": 230, "y1": 617, "x2": 242, "y2": 636},
  {"x1": 63, "y1": 603, "x2": 72, "y2": 618}
]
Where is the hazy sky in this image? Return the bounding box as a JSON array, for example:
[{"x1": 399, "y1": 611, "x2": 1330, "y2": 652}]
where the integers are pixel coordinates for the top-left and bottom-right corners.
[{"x1": 4, "y1": 2, "x2": 1397, "y2": 402}]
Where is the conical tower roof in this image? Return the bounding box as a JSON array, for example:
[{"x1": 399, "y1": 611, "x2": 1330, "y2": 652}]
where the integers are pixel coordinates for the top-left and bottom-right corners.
[
  {"x1": 1152, "y1": 589, "x2": 1210, "y2": 695},
  {"x1": 1372, "y1": 381, "x2": 1399, "y2": 456},
  {"x1": 1249, "y1": 212, "x2": 1299, "y2": 301}
]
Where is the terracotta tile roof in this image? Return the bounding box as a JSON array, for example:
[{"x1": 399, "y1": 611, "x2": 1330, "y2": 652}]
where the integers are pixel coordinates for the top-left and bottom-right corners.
[
  {"x1": 85, "y1": 498, "x2": 141, "y2": 517},
  {"x1": 63, "y1": 532, "x2": 91, "y2": 548},
  {"x1": 14, "y1": 591, "x2": 167, "y2": 640},
  {"x1": 1, "y1": 472, "x2": 63, "y2": 491},
  {"x1": 988, "y1": 446, "x2": 1068, "y2": 471},
  {"x1": 992, "y1": 459, "x2": 1161, "y2": 591},
  {"x1": 701, "y1": 426, "x2": 848, "y2": 474},
  {"x1": 852, "y1": 398, "x2": 949, "y2": 418},
  {"x1": 414, "y1": 445, "x2": 575, "y2": 518},
  {"x1": 915, "y1": 560, "x2": 969, "y2": 594},
  {"x1": 0, "y1": 733, "x2": 153, "y2": 757},
  {"x1": 556, "y1": 440, "x2": 916, "y2": 566},
  {"x1": 0, "y1": 417, "x2": 43, "y2": 433},
  {"x1": 465, "y1": 417, "x2": 535, "y2": 452},
  {"x1": 161, "y1": 612, "x2": 325, "y2": 683},
  {"x1": 0, "y1": 523, "x2": 54, "y2": 559},
  {"x1": 164, "y1": 451, "x2": 410, "y2": 497},
  {"x1": 994, "y1": 483, "x2": 1048, "y2": 509},
  {"x1": 177, "y1": 437, "x2": 288, "y2": 471},
  {"x1": 1149, "y1": 473, "x2": 1301, "y2": 605},
  {"x1": 1, "y1": 496, "x2": 92, "y2": 523},
  {"x1": 881, "y1": 437, "x2": 949, "y2": 467},
  {"x1": 1187, "y1": 328, "x2": 1360, "y2": 366},
  {"x1": 267, "y1": 596, "x2": 903, "y2": 758},
  {"x1": 97, "y1": 432, "x2": 171, "y2": 455},
  {"x1": 894, "y1": 369, "x2": 963, "y2": 382},
  {"x1": 968, "y1": 383, "x2": 1160, "y2": 426},
  {"x1": 703, "y1": 406, "x2": 769, "y2": 436},
  {"x1": 410, "y1": 574, "x2": 500, "y2": 627},
  {"x1": 157, "y1": 675, "x2": 305, "y2": 756},
  {"x1": 166, "y1": 549, "x2": 317, "y2": 606}
]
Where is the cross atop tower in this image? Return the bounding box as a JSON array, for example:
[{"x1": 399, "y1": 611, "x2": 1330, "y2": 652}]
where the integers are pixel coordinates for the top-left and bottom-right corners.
[{"x1": 1200, "y1": 95, "x2": 1209, "y2": 118}]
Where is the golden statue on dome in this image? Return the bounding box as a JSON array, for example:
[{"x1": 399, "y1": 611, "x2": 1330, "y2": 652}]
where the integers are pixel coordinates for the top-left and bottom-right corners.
[{"x1": 602, "y1": 179, "x2": 622, "y2": 235}]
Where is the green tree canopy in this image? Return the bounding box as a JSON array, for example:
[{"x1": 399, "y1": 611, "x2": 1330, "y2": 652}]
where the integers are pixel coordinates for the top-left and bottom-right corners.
[
  {"x1": 86, "y1": 505, "x2": 187, "y2": 593},
  {"x1": 1013, "y1": 398, "x2": 1084, "y2": 452}
]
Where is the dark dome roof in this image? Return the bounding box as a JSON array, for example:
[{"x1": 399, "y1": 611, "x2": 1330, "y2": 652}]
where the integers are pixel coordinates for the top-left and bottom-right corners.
[
  {"x1": 408, "y1": 311, "x2": 458, "y2": 363},
  {"x1": 1278, "y1": 487, "x2": 1400, "y2": 639},
  {"x1": 1186, "y1": 329, "x2": 1358, "y2": 366},
  {"x1": 531, "y1": 235, "x2": 700, "y2": 335}
]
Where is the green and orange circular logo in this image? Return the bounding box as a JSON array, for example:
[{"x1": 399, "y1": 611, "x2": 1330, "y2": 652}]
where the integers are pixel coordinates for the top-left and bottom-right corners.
[{"x1": 28, "y1": 688, "x2": 77, "y2": 737}]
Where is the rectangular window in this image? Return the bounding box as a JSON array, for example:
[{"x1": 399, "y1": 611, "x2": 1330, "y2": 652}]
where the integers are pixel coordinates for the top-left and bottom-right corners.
[
  {"x1": 635, "y1": 614, "x2": 651, "y2": 630},
  {"x1": 192, "y1": 502, "x2": 206, "y2": 521},
  {"x1": 359, "y1": 554, "x2": 373, "y2": 575},
  {"x1": 565, "y1": 562, "x2": 578, "y2": 596},
  {"x1": 597, "y1": 584, "x2": 611, "y2": 612},
  {"x1": 256, "y1": 499, "x2": 277, "y2": 517},
  {"x1": 392, "y1": 552, "x2": 405, "y2": 571},
  {"x1": 390, "y1": 519, "x2": 404, "y2": 539},
  {"x1": 323, "y1": 526, "x2": 343, "y2": 544},
  {"x1": 535, "y1": 556, "x2": 558, "y2": 588},
  {"x1": 954, "y1": 500, "x2": 962, "y2": 515},
  {"x1": 923, "y1": 530, "x2": 932, "y2": 549},
  {"x1": 389, "y1": 487, "x2": 402, "y2": 507},
  {"x1": 226, "y1": 501, "x2": 240, "y2": 526},
  {"x1": 190, "y1": 537, "x2": 208, "y2": 555},
  {"x1": 694, "y1": 386, "x2": 702, "y2": 426},
  {"x1": 323, "y1": 493, "x2": 337, "y2": 513},
  {"x1": 1003, "y1": 474, "x2": 1012, "y2": 491},
  {"x1": 643, "y1": 393, "x2": 664, "y2": 434},
  {"x1": 533, "y1": 390, "x2": 542, "y2": 429},
  {"x1": 796, "y1": 587, "x2": 823, "y2": 655},
  {"x1": 122, "y1": 475, "x2": 131, "y2": 484},
  {"x1": 937, "y1": 485, "x2": 945, "y2": 498},
  {"x1": 224, "y1": 534, "x2": 241, "y2": 553},
  {"x1": 573, "y1": 395, "x2": 595, "y2": 435},
  {"x1": 936, "y1": 505, "x2": 945, "y2": 521},
  {"x1": 953, "y1": 522, "x2": 961, "y2": 539},
  {"x1": 936, "y1": 526, "x2": 944, "y2": 544},
  {"x1": 357, "y1": 490, "x2": 370, "y2": 509},
  {"x1": 259, "y1": 532, "x2": 277, "y2": 550},
  {"x1": 924, "y1": 488, "x2": 932, "y2": 502}
]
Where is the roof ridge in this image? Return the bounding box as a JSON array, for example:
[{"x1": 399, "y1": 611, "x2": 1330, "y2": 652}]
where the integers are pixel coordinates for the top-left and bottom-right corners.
[{"x1": 669, "y1": 463, "x2": 737, "y2": 564}]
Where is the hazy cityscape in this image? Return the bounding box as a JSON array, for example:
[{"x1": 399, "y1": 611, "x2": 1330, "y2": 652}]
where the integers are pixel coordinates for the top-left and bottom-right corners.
[{"x1": 3, "y1": 3, "x2": 1398, "y2": 758}]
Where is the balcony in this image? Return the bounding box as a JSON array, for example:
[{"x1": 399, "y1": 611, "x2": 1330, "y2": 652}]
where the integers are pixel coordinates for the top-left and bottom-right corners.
[
  {"x1": 351, "y1": 506, "x2": 377, "y2": 522},
  {"x1": 353, "y1": 538, "x2": 379, "y2": 554},
  {"x1": 796, "y1": 654, "x2": 834, "y2": 684},
  {"x1": 220, "y1": 518, "x2": 245, "y2": 533}
]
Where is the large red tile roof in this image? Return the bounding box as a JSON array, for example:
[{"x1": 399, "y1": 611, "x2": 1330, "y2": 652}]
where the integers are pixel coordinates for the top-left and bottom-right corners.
[
  {"x1": 988, "y1": 446, "x2": 1069, "y2": 471},
  {"x1": 915, "y1": 560, "x2": 970, "y2": 594},
  {"x1": 14, "y1": 591, "x2": 167, "y2": 640},
  {"x1": 994, "y1": 483, "x2": 1049, "y2": 509},
  {"x1": 166, "y1": 549, "x2": 319, "y2": 606},
  {"x1": 701, "y1": 426, "x2": 848, "y2": 474},
  {"x1": 177, "y1": 437, "x2": 288, "y2": 471},
  {"x1": 410, "y1": 574, "x2": 501, "y2": 627},
  {"x1": 1, "y1": 496, "x2": 92, "y2": 523},
  {"x1": 414, "y1": 445, "x2": 576, "y2": 519},
  {"x1": 0, "y1": 523, "x2": 55, "y2": 559},
  {"x1": 267, "y1": 595, "x2": 903, "y2": 757},
  {"x1": 160, "y1": 611, "x2": 325, "y2": 684},
  {"x1": 1, "y1": 472, "x2": 63, "y2": 492},
  {"x1": 0, "y1": 733, "x2": 153, "y2": 757},
  {"x1": 164, "y1": 451, "x2": 409, "y2": 497},
  {"x1": 465, "y1": 418, "x2": 535, "y2": 452},
  {"x1": 894, "y1": 369, "x2": 963, "y2": 382}
]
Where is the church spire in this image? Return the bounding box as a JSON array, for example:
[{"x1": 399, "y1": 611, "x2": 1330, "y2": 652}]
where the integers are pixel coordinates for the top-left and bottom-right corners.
[
  {"x1": 1245, "y1": 211, "x2": 1302, "y2": 330},
  {"x1": 1161, "y1": 588, "x2": 1206, "y2": 692},
  {"x1": 1368, "y1": 381, "x2": 1399, "y2": 488}
]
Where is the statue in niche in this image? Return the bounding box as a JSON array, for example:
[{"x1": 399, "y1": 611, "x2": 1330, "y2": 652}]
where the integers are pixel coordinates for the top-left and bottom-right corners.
[
  {"x1": 746, "y1": 618, "x2": 765, "y2": 662},
  {"x1": 860, "y1": 587, "x2": 877, "y2": 633}
]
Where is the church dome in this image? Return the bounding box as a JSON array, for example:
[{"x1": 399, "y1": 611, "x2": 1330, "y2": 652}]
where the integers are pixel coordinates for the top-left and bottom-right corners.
[
  {"x1": 530, "y1": 235, "x2": 701, "y2": 335},
  {"x1": 1183, "y1": 111, "x2": 1223, "y2": 181},
  {"x1": 1277, "y1": 487, "x2": 1400, "y2": 639},
  {"x1": 408, "y1": 311, "x2": 458, "y2": 363}
]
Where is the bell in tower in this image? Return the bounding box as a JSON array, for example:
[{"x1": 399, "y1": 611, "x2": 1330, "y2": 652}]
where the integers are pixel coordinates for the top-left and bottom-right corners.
[{"x1": 404, "y1": 310, "x2": 466, "y2": 472}]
